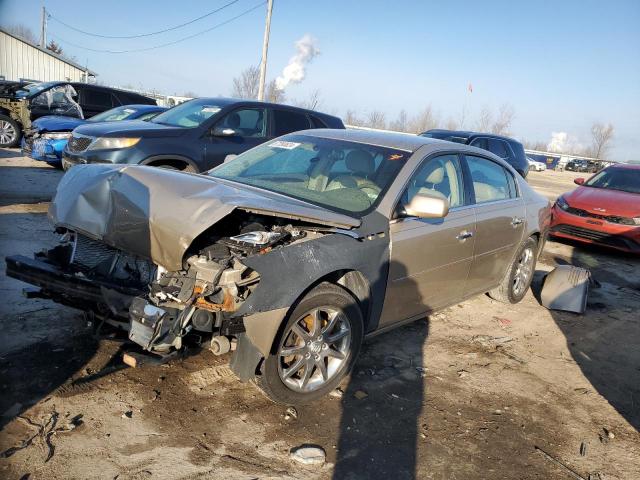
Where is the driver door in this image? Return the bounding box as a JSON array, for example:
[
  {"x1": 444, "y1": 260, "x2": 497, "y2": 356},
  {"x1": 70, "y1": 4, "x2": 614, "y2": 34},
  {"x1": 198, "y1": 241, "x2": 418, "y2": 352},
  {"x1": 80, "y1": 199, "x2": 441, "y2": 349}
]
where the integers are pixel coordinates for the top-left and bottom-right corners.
[
  {"x1": 203, "y1": 107, "x2": 270, "y2": 169},
  {"x1": 379, "y1": 154, "x2": 475, "y2": 327}
]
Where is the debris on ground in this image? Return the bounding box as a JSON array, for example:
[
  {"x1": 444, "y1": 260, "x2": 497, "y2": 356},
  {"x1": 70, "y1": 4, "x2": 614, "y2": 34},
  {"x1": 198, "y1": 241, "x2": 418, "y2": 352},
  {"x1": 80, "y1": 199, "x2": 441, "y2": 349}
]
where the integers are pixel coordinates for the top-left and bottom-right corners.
[
  {"x1": 290, "y1": 445, "x2": 326, "y2": 465},
  {"x1": 471, "y1": 335, "x2": 514, "y2": 348},
  {"x1": 494, "y1": 316, "x2": 512, "y2": 328},
  {"x1": 353, "y1": 390, "x2": 368, "y2": 400},
  {"x1": 329, "y1": 388, "x2": 344, "y2": 399},
  {"x1": 284, "y1": 406, "x2": 298, "y2": 421},
  {"x1": 580, "y1": 441, "x2": 587, "y2": 456},
  {"x1": 121, "y1": 411, "x2": 133, "y2": 419},
  {"x1": 535, "y1": 446, "x2": 587, "y2": 480}
]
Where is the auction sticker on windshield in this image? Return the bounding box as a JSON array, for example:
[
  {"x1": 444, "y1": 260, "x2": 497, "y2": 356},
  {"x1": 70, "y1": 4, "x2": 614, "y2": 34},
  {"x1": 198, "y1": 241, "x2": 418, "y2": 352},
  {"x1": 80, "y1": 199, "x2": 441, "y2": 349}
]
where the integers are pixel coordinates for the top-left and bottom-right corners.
[{"x1": 269, "y1": 140, "x2": 301, "y2": 150}]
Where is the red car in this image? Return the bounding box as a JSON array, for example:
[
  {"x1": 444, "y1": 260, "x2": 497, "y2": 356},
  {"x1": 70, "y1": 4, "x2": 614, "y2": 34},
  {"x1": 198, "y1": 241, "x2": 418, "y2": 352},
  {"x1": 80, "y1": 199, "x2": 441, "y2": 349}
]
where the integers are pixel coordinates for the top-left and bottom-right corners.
[{"x1": 550, "y1": 163, "x2": 640, "y2": 253}]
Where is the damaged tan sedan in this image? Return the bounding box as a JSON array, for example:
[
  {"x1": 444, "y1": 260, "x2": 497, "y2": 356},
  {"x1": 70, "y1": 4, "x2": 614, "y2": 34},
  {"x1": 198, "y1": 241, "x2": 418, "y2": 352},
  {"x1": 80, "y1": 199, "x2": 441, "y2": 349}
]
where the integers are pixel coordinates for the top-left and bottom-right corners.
[{"x1": 6, "y1": 130, "x2": 550, "y2": 404}]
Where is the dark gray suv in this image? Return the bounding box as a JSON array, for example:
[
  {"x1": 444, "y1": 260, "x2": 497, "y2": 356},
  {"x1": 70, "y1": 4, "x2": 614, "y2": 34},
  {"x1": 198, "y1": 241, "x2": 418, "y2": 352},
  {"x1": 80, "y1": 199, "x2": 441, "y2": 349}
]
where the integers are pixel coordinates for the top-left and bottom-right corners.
[
  {"x1": 420, "y1": 129, "x2": 529, "y2": 178},
  {"x1": 62, "y1": 98, "x2": 344, "y2": 172}
]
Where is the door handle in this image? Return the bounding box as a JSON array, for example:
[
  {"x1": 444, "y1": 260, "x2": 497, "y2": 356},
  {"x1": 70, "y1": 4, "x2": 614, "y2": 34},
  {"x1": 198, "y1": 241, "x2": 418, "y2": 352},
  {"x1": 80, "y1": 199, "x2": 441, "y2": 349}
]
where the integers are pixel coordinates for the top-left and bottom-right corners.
[
  {"x1": 511, "y1": 217, "x2": 524, "y2": 227},
  {"x1": 456, "y1": 230, "x2": 474, "y2": 241}
]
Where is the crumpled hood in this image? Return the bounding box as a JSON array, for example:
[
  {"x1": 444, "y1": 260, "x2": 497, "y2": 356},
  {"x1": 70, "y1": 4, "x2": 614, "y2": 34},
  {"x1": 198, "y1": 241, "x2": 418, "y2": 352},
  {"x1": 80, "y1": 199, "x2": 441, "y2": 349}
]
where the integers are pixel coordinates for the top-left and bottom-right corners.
[
  {"x1": 72, "y1": 120, "x2": 186, "y2": 139},
  {"x1": 566, "y1": 186, "x2": 640, "y2": 218},
  {"x1": 49, "y1": 165, "x2": 360, "y2": 270},
  {"x1": 32, "y1": 115, "x2": 86, "y2": 132}
]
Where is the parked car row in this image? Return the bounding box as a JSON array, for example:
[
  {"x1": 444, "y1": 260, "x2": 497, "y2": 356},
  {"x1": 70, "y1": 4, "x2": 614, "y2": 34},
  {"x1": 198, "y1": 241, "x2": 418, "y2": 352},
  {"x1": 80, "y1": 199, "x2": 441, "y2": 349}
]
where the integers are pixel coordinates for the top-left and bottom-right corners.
[{"x1": 0, "y1": 81, "x2": 156, "y2": 148}]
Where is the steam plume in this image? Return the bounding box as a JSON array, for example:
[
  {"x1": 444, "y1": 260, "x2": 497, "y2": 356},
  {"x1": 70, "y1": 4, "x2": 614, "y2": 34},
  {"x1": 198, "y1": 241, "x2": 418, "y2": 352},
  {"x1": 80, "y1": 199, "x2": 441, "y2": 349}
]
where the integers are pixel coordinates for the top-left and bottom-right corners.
[{"x1": 275, "y1": 34, "x2": 320, "y2": 90}]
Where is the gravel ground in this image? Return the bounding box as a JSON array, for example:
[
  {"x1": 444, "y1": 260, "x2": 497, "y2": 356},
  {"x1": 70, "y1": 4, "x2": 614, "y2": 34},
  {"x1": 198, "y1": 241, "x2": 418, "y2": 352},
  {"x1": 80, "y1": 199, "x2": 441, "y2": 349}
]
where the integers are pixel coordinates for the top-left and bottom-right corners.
[{"x1": 0, "y1": 150, "x2": 638, "y2": 480}]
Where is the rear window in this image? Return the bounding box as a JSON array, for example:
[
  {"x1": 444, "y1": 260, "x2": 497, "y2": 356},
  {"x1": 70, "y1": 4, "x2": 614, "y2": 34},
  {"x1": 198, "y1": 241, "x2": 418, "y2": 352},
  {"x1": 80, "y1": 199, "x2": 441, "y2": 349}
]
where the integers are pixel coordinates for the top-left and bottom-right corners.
[{"x1": 273, "y1": 110, "x2": 311, "y2": 136}]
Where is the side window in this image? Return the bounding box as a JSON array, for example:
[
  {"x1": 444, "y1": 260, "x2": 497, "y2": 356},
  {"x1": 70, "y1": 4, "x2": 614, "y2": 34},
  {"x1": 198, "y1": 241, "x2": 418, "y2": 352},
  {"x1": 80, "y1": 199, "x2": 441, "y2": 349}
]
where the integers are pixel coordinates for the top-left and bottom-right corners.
[
  {"x1": 83, "y1": 88, "x2": 113, "y2": 108},
  {"x1": 309, "y1": 115, "x2": 328, "y2": 128},
  {"x1": 216, "y1": 108, "x2": 266, "y2": 137},
  {"x1": 137, "y1": 112, "x2": 160, "y2": 121},
  {"x1": 470, "y1": 137, "x2": 488, "y2": 151},
  {"x1": 273, "y1": 109, "x2": 311, "y2": 136},
  {"x1": 403, "y1": 154, "x2": 465, "y2": 209},
  {"x1": 465, "y1": 155, "x2": 512, "y2": 203},
  {"x1": 487, "y1": 138, "x2": 509, "y2": 159}
]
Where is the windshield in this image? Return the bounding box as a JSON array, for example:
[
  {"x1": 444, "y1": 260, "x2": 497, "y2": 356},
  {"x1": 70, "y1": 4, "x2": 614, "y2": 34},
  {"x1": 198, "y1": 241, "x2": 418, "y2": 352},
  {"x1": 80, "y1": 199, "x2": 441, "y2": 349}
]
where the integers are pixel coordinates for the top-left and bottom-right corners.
[
  {"x1": 584, "y1": 167, "x2": 640, "y2": 194},
  {"x1": 15, "y1": 81, "x2": 61, "y2": 98},
  {"x1": 151, "y1": 99, "x2": 221, "y2": 128},
  {"x1": 208, "y1": 135, "x2": 411, "y2": 216},
  {"x1": 89, "y1": 106, "x2": 142, "y2": 122}
]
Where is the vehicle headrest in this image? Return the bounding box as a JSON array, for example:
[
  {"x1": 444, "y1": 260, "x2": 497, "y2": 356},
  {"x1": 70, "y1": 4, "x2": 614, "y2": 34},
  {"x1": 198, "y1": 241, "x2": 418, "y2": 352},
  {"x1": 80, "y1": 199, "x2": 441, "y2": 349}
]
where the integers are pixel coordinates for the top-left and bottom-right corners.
[
  {"x1": 227, "y1": 112, "x2": 241, "y2": 128},
  {"x1": 345, "y1": 150, "x2": 374, "y2": 174},
  {"x1": 424, "y1": 160, "x2": 445, "y2": 184}
]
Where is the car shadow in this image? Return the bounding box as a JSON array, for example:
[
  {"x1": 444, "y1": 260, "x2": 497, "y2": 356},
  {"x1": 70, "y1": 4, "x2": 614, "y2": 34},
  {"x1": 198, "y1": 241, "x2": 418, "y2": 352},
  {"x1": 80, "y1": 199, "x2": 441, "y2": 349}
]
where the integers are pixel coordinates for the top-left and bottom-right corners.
[
  {"x1": 537, "y1": 240, "x2": 640, "y2": 431},
  {"x1": 333, "y1": 260, "x2": 429, "y2": 479}
]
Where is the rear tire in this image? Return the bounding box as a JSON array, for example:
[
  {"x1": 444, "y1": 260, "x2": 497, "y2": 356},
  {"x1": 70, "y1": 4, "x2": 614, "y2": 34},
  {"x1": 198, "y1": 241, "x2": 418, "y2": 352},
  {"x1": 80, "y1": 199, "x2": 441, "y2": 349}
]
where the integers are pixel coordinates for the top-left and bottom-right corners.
[
  {"x1": 488, "y1": 236, "x2": 538, "y2": 304},
  {"x1": 0, "y1": 114, "x2": 21, "y2": 148},
  {"x1": 255, "y1": 282, "x2": 364, "y2": 405}
]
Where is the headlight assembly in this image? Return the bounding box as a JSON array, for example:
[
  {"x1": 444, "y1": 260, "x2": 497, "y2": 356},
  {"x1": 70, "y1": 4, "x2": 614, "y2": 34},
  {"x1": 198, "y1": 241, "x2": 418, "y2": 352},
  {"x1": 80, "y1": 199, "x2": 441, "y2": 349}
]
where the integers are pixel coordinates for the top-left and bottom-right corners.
[
  {"x1": 556, "y1": 196, "x2": 570, "y2": 211},
  {"x1": 87, "y1": 137, "x2": 140, "y2": 150}
]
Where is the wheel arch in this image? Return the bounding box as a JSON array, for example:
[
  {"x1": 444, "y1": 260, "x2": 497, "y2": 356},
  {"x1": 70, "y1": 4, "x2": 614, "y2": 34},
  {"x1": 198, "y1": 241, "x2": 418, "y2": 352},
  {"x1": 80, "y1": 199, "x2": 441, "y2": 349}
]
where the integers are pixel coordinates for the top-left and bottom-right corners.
[{"x1": 140, "y1": 154, "x2": 198, "y2": 172}]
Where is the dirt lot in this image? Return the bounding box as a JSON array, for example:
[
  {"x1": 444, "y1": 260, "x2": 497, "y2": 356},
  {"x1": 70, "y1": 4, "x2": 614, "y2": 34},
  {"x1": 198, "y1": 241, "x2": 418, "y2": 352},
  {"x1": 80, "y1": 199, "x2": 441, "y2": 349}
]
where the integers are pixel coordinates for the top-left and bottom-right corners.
[{"x1": 1, "y1": 150, "x2": 638, "y2": 480}]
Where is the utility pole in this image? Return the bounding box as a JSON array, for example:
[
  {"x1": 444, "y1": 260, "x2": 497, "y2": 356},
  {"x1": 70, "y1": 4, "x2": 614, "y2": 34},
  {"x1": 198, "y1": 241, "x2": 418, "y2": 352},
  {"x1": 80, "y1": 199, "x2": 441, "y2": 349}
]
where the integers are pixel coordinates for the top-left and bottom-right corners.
[
  {"x1": 39, "y1": 6, "x2": 47, "y2": 47},
  {"x1": 257, "y1": 0, "x2": 274, "y2": 101}
]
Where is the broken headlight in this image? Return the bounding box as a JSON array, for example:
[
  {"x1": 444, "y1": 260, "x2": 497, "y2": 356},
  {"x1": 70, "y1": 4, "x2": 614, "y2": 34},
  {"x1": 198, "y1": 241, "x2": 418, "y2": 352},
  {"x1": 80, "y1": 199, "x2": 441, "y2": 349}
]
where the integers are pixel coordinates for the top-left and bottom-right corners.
[{"x1": 229, "y1": 231, "x2": 284, "y2": 246}]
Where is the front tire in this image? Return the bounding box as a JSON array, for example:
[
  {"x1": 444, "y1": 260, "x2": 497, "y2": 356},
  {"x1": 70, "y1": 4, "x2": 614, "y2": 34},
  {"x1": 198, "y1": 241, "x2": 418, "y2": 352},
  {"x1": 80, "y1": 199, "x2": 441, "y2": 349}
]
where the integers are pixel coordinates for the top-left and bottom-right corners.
[
  {"x1": 256, "y1": 282, "x2": 364, "y2": 405},
  {"x1": 0, "y1": 115, "x2": 21, "y2": 148},
  {"x1": 488, "y1": 236, "x2": 538, "y2": 304}
]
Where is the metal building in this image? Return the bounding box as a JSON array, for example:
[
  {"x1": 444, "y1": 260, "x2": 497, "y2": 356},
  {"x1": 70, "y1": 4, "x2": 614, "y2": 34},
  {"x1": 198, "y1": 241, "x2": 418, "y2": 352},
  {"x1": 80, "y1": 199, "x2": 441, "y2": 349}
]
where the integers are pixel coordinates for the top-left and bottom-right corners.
[{"x1": 0, "y1": 27, "x2": 96, "y2": 83}]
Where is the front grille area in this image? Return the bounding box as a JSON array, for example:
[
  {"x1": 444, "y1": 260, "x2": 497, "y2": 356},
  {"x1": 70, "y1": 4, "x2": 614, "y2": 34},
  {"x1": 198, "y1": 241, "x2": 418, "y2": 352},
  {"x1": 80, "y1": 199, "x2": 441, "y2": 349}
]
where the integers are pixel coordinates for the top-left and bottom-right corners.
[
  {"x1": 552, "y1": 224, "x2": 638, "y2": 250},
  {"x1": 67, "y1": 135, "x2": 93, "y2": 152},
  {"x1": 565, "y1": 206, "x2": 635, "y2": 226},
  {"x1": 72, "y1": 234, "x2": 155, "y2": 287}
]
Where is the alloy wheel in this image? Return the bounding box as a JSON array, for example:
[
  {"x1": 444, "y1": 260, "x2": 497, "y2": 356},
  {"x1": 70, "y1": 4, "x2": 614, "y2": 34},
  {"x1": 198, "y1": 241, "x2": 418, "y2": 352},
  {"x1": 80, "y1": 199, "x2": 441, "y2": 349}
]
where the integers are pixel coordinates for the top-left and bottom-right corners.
[
  {"x1": 513, "y1": 247, "x2": 534, "y2": 296},
  {"x1": 277, "y1": 306, "x2": 351, "y2": 392},
  {"x1": 0, "y1": 120, "x2": 17, "y2": 146}
]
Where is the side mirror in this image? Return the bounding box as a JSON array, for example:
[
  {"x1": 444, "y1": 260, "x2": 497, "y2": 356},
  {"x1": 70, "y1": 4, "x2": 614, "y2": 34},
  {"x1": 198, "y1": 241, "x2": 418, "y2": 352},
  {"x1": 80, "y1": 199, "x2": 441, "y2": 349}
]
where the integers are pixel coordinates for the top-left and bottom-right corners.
[
  {"x1": 212, "y1": 126, "x2": 237, "y2": 137},
  {"x1": 574, "y1": 178, "x2": 585, "y2": 185},
  {"x1": 402, "y1": 192, "x2": 449, "y2": 219}
]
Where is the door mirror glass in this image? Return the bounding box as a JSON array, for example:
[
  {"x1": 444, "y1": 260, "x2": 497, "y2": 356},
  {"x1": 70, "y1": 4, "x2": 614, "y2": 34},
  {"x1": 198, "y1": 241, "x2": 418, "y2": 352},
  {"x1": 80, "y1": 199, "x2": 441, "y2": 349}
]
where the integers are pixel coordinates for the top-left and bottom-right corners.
[
  {"x1": 213, "y1": 126, "x2": 237, "y2": 137},
  {"x1": 403, "y1": 192, "x2": 449, "y2": 219},
  {"x1": 574, "y1": 177, "x2": 585, "y2": 185}
]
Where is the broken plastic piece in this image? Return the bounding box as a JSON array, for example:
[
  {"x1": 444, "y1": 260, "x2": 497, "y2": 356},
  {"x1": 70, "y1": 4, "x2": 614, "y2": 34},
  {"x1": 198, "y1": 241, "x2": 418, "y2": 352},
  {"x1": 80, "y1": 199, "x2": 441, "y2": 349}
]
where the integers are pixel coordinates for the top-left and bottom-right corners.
[{"x1": 541, "y1": 265, "x2": 591, "y2": 314}]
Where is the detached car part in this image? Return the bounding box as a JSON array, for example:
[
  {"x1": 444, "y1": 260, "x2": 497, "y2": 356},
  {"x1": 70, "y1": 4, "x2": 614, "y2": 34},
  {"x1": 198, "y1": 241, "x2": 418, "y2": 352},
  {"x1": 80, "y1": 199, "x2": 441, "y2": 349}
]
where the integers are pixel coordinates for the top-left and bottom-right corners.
[{"x1": 541, "y1": 265, "x2": 591, "y2": 314}]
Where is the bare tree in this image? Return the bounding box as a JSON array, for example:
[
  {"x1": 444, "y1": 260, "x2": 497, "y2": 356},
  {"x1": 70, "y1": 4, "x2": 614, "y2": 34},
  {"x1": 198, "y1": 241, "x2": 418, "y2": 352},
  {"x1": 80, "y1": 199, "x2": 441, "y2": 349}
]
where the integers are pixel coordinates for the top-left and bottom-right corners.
[
  {"x1": 475, "y1": 106, "x2": 492, "y2": 132},
  {"x1": 231, "y1": 66, "x2": 285, "y2": 103},
  {"x1": 231, "y1": 66, "x2": 260, "y2": 99},
  {"x1": 365, "y1": 110, "x2": 387, "y2": 130},
  {"x1": 6, "y1": 24, "x2": 38, "y2": 44},
  {"x1": 389, "y1": 110, "x2": 408, "y2": 132},
  {"x1": 523, "y1": 140, "x2": 548, "y2": 151},
  {"x1": 344, "y1": 110, "x2": 363, "y2": 127},
  {"x1": 266, "y1": 80, "x2": 285, "y2": 104},
  {"x1": 445, "y1": 118, "x2": 459, "y2": 130},
  {"x1": 491, "y1": 104, "x2": 515, "y2": 136},
  {"x1": 181, "y1": 91, "x2": 198, "y2": 98},
  {"x1": 294, "y1": 89, "x2": 322, "y2": 110},
  {"x1": 590, "y1": 123, "x2": 614, "y2": 160},
  {"x1": 407, "y1": 105, "x2": 439, "y2": 133}
]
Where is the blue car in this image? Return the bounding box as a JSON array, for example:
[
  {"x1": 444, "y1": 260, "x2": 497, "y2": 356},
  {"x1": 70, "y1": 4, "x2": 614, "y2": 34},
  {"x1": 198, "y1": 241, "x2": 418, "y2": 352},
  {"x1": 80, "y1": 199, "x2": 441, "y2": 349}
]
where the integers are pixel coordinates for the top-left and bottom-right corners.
[{"x1": 22, "y1": 104, "x2": 167, "y2": 167}]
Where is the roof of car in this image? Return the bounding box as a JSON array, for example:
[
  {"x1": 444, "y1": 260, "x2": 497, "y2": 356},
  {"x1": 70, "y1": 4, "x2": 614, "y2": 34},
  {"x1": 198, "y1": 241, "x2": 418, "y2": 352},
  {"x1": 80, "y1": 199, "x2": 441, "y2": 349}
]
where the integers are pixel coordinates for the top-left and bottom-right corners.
[
  {"x1": 609, "y1": 162, "x2": 640, "y2": 170},
  {"x1": 188, "y1": 97, "x2": 342, "y2": 120},
  {"x1": 424, "y1": 129, "x2": 518, "y2": 143},
  {"x1": 296, "y1": 128, "x2": 444, "y2": 152}
]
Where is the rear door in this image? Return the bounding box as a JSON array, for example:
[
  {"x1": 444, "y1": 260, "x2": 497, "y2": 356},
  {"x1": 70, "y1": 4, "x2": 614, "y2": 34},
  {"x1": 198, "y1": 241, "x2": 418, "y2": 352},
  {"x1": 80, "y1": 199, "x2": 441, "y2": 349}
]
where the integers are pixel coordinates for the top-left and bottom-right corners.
[
  {"x1": 203, "y1": 107, "x2": 269, "y2": 169},
  {"x1": 380, "y1": 153, "x2": 475, "y2": 326},
  {"x1": 463, "y1": 154, "x2": 526, "y2": 296},
  {"x1": 272, "y1": 108, "x2": 313, "y2": 137},
  {"x1": 78, "y1": 87, "x2": 116, "y2": 117}
]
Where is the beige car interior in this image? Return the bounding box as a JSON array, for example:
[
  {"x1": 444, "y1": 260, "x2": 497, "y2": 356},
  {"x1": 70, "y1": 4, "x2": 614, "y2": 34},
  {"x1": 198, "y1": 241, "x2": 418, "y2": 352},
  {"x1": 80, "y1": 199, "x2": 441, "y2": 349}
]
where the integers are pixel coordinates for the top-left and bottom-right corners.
[{"x1": 406, "y1": 157, "x2": 462, "y2": 208}]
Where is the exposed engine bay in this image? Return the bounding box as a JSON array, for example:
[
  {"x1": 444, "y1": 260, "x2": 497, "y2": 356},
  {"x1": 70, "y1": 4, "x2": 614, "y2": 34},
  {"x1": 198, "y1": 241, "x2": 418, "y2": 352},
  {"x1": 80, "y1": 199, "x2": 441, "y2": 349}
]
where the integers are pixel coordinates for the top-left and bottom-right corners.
[{"x1": 27, "y1": 211, "x2": 324, "y2": 359}]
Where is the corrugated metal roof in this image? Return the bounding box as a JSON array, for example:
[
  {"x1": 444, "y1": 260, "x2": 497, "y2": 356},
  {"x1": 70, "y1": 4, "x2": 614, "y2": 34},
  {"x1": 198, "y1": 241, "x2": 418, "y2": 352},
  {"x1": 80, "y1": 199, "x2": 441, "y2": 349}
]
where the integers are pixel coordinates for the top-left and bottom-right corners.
[{"x1": 0, "y1": 27, "x2": 97, "y2": 76}]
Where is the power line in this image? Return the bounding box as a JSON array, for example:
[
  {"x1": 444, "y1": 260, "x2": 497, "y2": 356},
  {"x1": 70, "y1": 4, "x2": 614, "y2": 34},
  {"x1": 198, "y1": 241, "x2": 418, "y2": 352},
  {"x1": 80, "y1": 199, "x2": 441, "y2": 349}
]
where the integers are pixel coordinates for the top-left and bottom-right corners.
[
  {"x1": 48, "y1": 0, "x2": 240, "y2": 39},
  {"x1": 50, "y1": 2, "x2": 267, "y2": 54}
]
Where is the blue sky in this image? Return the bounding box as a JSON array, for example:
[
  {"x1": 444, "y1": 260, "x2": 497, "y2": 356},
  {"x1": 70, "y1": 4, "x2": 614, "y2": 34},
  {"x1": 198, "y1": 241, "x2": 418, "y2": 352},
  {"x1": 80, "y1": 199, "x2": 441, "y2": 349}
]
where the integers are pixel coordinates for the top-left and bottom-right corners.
[{"x1": 1, "y1": 0, "x2": 639, "y2": 160}]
